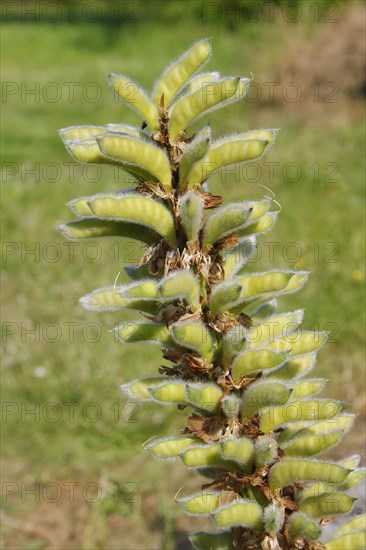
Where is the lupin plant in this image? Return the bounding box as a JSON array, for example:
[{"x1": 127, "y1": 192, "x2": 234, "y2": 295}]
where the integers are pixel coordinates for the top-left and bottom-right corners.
[{"x1": 59, "y1": 39, "x2": 365, "y2": 550}]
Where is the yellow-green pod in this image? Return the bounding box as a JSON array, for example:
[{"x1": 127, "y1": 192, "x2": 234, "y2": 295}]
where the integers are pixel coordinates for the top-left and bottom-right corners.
[
  {"x1": 115, "y1": 322, "x2": 173, "y2": 347},
  {"x1": 153, "y1": 38, "x2": 212, "y2": 107},
  {"x1": 292, "y1": 379, "x2": 327, "y2": 398},
  {"x1": 232, "y1": 349, "x2": 287, "y2": 380},
  {"x1": 87, "y1": 194, "x2": 176, "y2": 245},
  {"x1": 220, "y1": 437, "x2": 254, "y2": 468},
  {"x1": 189, "y1": 531, "x2": 234, "y2": 550},
  {"x1": 223, "y1": 237, "x2": 257, "y2": 279},
  {"x1": 108, "y1": 73, "x2": 159, "y2": 129},
  {"x1": 185, "y1": 71, "x2": 220, "y2": 94},
  {"x1": 203, "y1": 202, "x2": 253, "y2": 247},
  {"x1": 238, "y1": 212, "x2": 278, "y2": 238},
  {"x1": 178, "y1": 190, "x2": 204, "y2": 242},
  {"x1": 169, "y1": 77, "x2": 251, "y2": 140},
  {"x1": 255, "y1": 436, "x2": 278, "y2": 468},
  {"x1": 123, "y1": 280, "x2": 159, "y2": 299},
  {"x1": 301, "y1": 414, "x2": 355, "y2": 437},
  {"x1": 263, "y1": 502, "x2": 285, "y2": 536},
  {"x1": 241, "y1": 380, "x2": 292, "y2": 418},
  {"x1": 288, "y1": 512, "x2": 322, "y2": 541},
  {"x1": 178, "y1": 491, "x2": 220, "y2": 515},
  {"x1": 273, "y1": 353, "x2": 317, "y2": 380},
  {"x1": 299, "y1": 493, "x2": 355, "y2": 517},
  {"x1": 234, "y1": 271, "x2": 309, "y2": 306},
  {"x1": 79, "y1": 286, "x2": 157, "y2": 314},
  {"x1": 326, "y1": 531, "x2": 366, "y2": 550},
  {"x1": 213, "y1": 499, "x2": 263, "y2": 530},
  {"x1": 146, "y1": 435, "x2": 199, "y2": 460},
  {"x1": 329, "y1": 514, "x2": 366, "y2": 539},
  {"x1": 120, "y1": 377, "x2": 166, "y2": 401},
  {"x1": 282, "y1": 430, "x2": 344, "y2": 457},
  {"x1": 59, "y1": 125, "x2": 108, "y2": 142},
  {"x1": 187, "y1": 138, "x2": 270, "y2": 186},
  {"x1": 288, "y1": 331, "x2": 328, "y2": 356},
  {"x1": 180, "y1": 443, "x2": 235, "y2": 470},
  {"x1": 260, "y1": 398, "x2": 343, "y2": 433},
  {"x1": 150, "y1": 381, "x2": 187, "y2": 404},
  {"x1": 97, "y1": 135, "x2": 171, "y2": 186},
  {"x1": 209, "y1": 281, "x2": 243, "y2": 313},
  {"x1": 249, "y1": 298, "x2": 278, "y2": 321},
  {"x1": 105, "y1": 123, "x2": 150, "y2": 141},
  {"x1": 160, "y1": 270, "x2": 200, "y2": 310},
  {"x1": 170, "y1": 321, "x2": 213, "y2": 363},
  {"x1": 268, "y1": 459, "x2": 351, "y2": 492},
  {"x1": 59, "y1": 218, "x2": 158, "y2": 245},
  {"x1": 339, "y1": 455, "x2": 361, "y2": 469},
  {"x1": 249, "y1": 310, "x2": 304, "y2": 350},
  {"x1": 186, "y1": 382, "x2": 223, "y2": 412},
  {"x1": 337, "y1": 468, "x2": 366, "y2": 490},
  {"x1": 179, "y1": 126, "x2": 211, "y2": 183}
]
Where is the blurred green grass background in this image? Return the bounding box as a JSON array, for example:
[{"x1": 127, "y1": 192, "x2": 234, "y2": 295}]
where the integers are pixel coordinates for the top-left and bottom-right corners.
[{"x1": 1, "y1": 1, "x2": 365, "y2": 548}]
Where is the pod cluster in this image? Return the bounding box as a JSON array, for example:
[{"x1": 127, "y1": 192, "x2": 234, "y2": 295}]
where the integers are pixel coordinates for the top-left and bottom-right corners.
[{"x1": 59, "y1": 39, "x2": 365, "y2": 550}]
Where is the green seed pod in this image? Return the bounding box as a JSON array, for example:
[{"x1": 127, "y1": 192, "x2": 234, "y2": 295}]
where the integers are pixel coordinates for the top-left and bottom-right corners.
[
  {"x1": 222, "y1": 237, "x2": 257, "y2": 279},
  {"x1": 212, "y1": 499, "x2": 263, "y2": 530},
  {"x1": 120, "y1": 377, "x2": 166, "y2": 401},
  {"x1": 267, "y1": 330, "x2": 328, "y2": 356},
  {"x1": 299, "y1": 493, "x2": 356, "y2": 517},
  {"x1": 87, "y1": 193, "x2": 176, "y2": 245},
  {"x1": 232, "y1": 349, "x2": 287, "y2": 380},
  {"x1": 185, "y1": 71, "x2": 220, "y2": 94},
  {"x1": 263, "y1": 502, "x2": 285, "y2": 535},
  {"x1": 297, "y1": 414, "x2": 355, "y2": 438},
  {"x1": 249, "y1": 310, "x2": 304, "y2": 350},
  {"x1": 59, "y1": 218, "x2": 159, "y2": 245},
  {"x1": 189, "y1": 531, "x2": 234, "y2": 550},
  {"x1": 339, "y1": 454, "x2": 361, "y2": 469},
  {"x1": 220, "y1": 437, "x2": 254, "y2": 468},
  {"x1": 202, "y1": 202, "x2": 253, "y2": 247},
  {"x1": 179, "y1": 125, "x2": 211, "y2": 183},
  {"x1": 160, "y1": 269, "x2": 200, "y2": 310},
  {"x1": 260, "y1": 398, "x2": 343, "y2": 433},
  {"x1": 97, "y1": 135, "x2": 171, "y2": 186},
  {"x1": 119, "y1": 279, "x2": 159, "y2": 299},
  {"x1": 145, "y1": 435, "x2": 199, "y2": 460},
  {"x1": 169, "y1": 76, "x2": 251, "y2": 140},
  {"x1": 178, "y1": 491, "x2": 220, "y2": 515},
  {"x1": 254, "y1": 436, "x2": 278, "y2": 468},
  {"x1": 114, "y1": 322, "x2": 173, "y2": 347},
  {"x1": 221, "y1": 394, "x2": 242, "y2": 420},
  {"x1": 79, "y1": 286, "x2": 159, "y2": 314},
  {"x1": 186, "y1": 133, "x2": 276, "y2": 186},
  {"x1": 328, "y1": 513, "x2": 366, "y2": 539},
  {"x1": 292, "y1": 378, "x2": 327, "y2": 398},
  {"x1": 230, "y1": 271, "x2": 309, "y2": 312},
  {"x1": 337, "y1": 468, "x2": 366, "y2": 490},
  {"x1": 209, "y1": 282, "x2": 243, "y2": 314},
  {"x1": 241, "y1": 380, "x2": 292, "y2": 419},
  {"x1": 268, "y1": 459, "x2": 351, "y2": 492},
  {"x1": 180, "y1": 443, "x2": 235, "y2": 470},
  {"x1": 282, "y1": 430, "x2": 344, "y2": 457},
  {"x1": 150, "y1": 381, "x2": 187, "y2": 404},
  {"x1": 178, "y1": 190, "x2": 204, "y2": 242},
  {"x1": 249, "y1": 298, "x2": 278, "y2": 321},
  {"x1": 325, "y1": 531, "x2": 366, "y2": 550},
  {"x1": 185, "y1": 382, "x2": 223, "y2": 412},
  {"x1": 221, "y1": 325, "x2": 248, "y2": 362},
  {"x1": 287, "y1": 511, "x2": 322, "y2": 541},
  {"x1": 153, "y1": 38, "x2": 212, "y2": 107},
  {"x1": 238, "y1": 211, "x2": 278, "y2": 238},
  {"x1": 105, "y1": 123, "x2": 150, "y2": 141},
  {"x1": 108, "y1": 73, "x2": 159, "y2": 129},
  {"x1": 59, "y1": 125, "x2": 108, "y2": 142},
  {"x1": 273, "y1": 353, "x2": 317, "y2": 380},
  {"x1": 170, "y1": 321, "x2": 213, "y2": 362}
]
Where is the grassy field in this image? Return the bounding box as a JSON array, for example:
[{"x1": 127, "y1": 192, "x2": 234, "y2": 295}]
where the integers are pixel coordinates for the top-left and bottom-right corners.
[{"x1": 1, "y1": 2, "x2": 365, "y2": 549}]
